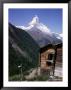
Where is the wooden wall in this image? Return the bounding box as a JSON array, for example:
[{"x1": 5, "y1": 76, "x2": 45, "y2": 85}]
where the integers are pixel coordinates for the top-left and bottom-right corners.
[
  {"x1": 39, "y1": 45, "x2": 62, "y2": 75},
  {"x1": 56, "y1": 47, "x2": 62, "y2": 63},
  {"x1": 40, "y1": 48, "x2": 55, "y2": 70}
]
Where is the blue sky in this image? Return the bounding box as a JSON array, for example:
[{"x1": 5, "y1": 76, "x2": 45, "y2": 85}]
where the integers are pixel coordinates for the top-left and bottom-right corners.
[{"x1": 9, "y1": 9, "x2": 62, "y2": 33}]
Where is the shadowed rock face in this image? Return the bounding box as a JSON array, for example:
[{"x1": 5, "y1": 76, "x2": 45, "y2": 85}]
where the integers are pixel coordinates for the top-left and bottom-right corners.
[{"x1": 24, "y1": 26, "x2": 62, "y2": 48}]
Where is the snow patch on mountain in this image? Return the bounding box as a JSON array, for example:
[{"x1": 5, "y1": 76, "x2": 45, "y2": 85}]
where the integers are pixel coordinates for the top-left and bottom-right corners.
[
  {"x1": 16, "y1": 25, "x2": 34, "y2": 30},
  {"x1": 59, "y1": 33, "x2": 62, "y2": 37},
  {"x1": 52, "y1": 32, "x2": 62, "y2": 40},
  {"x1": 29, "y1": 15, "x2": 39, "y2": 25}
]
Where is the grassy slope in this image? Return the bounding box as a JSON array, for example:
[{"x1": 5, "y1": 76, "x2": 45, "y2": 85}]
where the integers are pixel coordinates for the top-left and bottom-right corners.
[{"x1": 9, "y1": 23, "x2": 40, "y2": 77}]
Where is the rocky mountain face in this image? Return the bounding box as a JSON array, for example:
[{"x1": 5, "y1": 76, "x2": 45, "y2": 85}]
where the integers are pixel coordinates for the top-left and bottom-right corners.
[{"x1": 16, "y1": 15, "x2": 62, "y2": 48}]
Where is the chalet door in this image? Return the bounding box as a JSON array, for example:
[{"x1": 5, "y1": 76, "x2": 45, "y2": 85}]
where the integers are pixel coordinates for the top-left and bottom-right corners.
[{"x1": 46, "y1": 53, "x2": 55, "y2": 76}]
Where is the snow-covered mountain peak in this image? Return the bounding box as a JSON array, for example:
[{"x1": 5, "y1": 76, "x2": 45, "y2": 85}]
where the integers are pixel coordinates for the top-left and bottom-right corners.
[
  {"x1": 16, "y1": 15, "x2": 51, "y2": 34},
  {"x1": 16, "y1": 15, "x2": 62, "y2": 41},
  {"x1": 29, "y1": 15, "x2": 39, "y2": 26}
]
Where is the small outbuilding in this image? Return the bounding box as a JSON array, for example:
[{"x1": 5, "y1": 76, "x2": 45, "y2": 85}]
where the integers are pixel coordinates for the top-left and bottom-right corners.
[{"x1": 39, "y1": 43, "x2": 62, "y2": 76}]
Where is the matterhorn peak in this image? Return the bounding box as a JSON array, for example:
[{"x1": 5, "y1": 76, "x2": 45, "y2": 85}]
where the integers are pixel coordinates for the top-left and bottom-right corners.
[
  {"x1": 16, "y1": 15, "x2": 51, "y2": 34},
  {"x1": 29, "y1": 15, "x2": 39, "y2": 26},
  {"x1": 16, "y1": 15, "x2": 62, "y2": 40}
]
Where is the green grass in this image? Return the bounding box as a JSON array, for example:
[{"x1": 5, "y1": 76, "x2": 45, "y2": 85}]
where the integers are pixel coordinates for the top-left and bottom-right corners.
[
  {"x1": 9, "y1": 73, "x2": 49, "y2": 81},
  {"x1": 36, "y1": 75, "x2": 48, "y2": 81},
  {"x1": 27, "y1": 75, "x2": 49, "y2": 81},
  {"x1": 9, "y1": 74, "x2": 26, "y2": 81}
]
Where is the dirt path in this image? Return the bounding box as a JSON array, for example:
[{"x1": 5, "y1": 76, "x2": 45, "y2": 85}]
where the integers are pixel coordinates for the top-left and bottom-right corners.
[
  {"x1": 25, "y1": 62, "x2": 62, "y2": 81},
  {"x1": 25, "y1": 68, "x2": 37, "y2": 80}
]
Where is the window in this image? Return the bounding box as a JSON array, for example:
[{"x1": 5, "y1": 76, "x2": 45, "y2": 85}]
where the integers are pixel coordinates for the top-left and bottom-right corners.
[
  {"x1": 46, "y1": 54, "x2": 54, "y2": 66},
  {"x1": 48, "y1": 54, "x2": 54, "y2": 60}
]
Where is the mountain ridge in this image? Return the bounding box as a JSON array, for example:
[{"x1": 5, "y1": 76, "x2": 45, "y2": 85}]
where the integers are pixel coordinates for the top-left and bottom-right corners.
[
  {"x1": 16, "y1": 15, "x2": 62, "y2": 48},
  {"x1": 16, "y1": 15, "x2": 62, "y2": 41}
]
